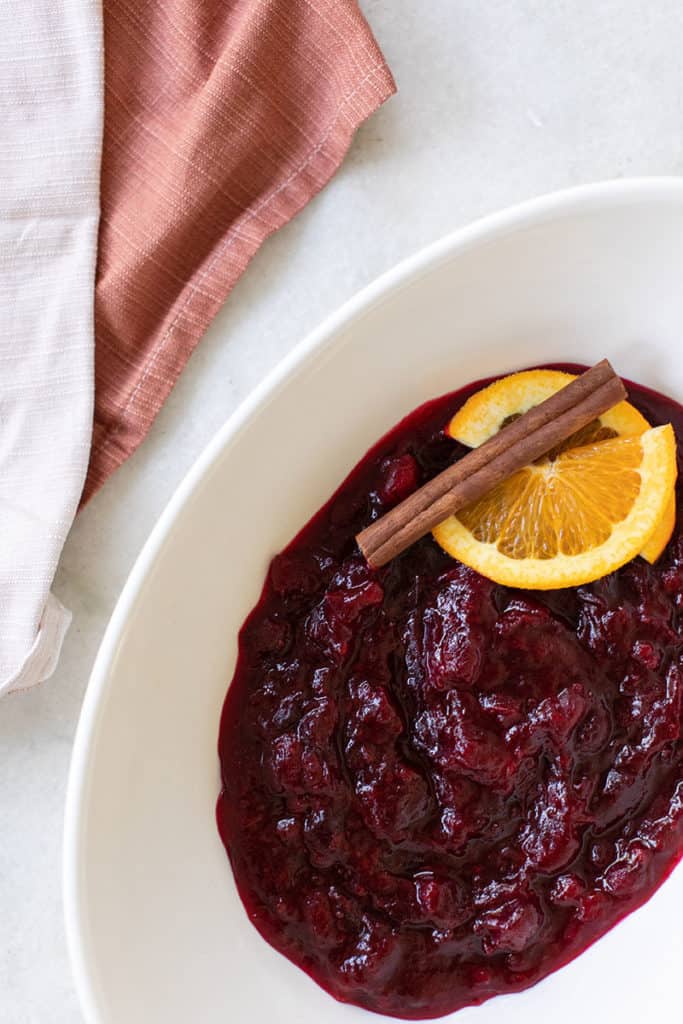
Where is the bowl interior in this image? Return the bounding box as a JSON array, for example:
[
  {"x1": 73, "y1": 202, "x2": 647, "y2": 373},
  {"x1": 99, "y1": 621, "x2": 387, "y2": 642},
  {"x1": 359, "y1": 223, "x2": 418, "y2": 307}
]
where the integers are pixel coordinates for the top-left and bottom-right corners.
[{"x1": 67, "y1": 183, "x2": 683, "y2": 1024}]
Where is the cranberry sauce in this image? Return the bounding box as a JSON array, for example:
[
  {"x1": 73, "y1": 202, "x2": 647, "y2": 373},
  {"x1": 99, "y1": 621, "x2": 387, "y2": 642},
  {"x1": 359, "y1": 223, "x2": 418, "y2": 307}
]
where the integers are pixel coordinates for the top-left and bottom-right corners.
[{"x1": 217, "y1": 368, "x2": 683, "y2": 1019}]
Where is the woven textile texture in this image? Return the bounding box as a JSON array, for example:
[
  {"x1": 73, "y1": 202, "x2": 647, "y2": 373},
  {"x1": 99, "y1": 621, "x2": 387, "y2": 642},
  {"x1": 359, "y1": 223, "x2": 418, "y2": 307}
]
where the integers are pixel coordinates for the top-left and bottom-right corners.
[
  {"x1": 0, "y1": 0, "x2": 102, "y2": 692},
  {"x1": 87, "y1": 0, "x2": 395, "y2": 498}
]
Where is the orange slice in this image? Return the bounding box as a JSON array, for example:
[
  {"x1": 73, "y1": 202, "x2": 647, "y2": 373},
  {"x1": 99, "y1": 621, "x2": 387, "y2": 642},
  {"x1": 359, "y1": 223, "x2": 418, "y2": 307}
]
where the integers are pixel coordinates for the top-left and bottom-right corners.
[
  {"x1": 432, "y1": 370, "x2": 677, "y2": 589},
  {"x1": 641, "y1": 490, "x2": 676, "y2": 563},
  {"x1": 447, "y1": 369, "x2": 651, "y2": 447},
  {"x1": 446, "y1": 369, "x2": 676, "y2": 565}
]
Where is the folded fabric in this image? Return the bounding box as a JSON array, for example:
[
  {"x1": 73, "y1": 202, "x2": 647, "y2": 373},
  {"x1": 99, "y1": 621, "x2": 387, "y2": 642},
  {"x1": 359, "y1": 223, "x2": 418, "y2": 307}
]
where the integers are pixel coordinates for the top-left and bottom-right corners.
[
  {"x1": 0, "y1": 1, "x2": 103, "y2": 695},
  {"x1": 86, "y1": 0, "x2": 396, "y2": 499},
  {"x1": 0, "y1": 0, "x2": 393, "y2": 696}
]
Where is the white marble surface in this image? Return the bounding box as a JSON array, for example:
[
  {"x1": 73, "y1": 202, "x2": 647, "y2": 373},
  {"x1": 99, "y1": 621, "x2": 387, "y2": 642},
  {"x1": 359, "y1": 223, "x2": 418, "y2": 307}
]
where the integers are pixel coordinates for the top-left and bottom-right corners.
[{"x1": 3, "y1": 1, "x2": 683, "y2": 1020}]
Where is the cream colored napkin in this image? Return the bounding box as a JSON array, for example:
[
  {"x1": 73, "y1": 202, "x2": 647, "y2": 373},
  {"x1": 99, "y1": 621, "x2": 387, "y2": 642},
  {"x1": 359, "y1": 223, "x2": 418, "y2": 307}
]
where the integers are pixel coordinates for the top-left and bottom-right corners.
[{"x1": 0, "y1": 0, "x2": 103, "y2": 695}]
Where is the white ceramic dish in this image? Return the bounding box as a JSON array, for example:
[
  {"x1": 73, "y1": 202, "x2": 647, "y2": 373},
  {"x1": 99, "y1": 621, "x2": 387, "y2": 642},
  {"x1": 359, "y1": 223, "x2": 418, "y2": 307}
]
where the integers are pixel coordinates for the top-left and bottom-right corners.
[{"x1": 65, "y1": 179, "x2": 683, "y2": 1024}]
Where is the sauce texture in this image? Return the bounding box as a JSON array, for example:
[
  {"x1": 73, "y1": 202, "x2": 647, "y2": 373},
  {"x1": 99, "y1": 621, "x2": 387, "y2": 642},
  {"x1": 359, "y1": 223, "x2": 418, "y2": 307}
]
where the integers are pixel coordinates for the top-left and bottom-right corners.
[{"x1": 217, "y1": 368, "x2": 683, "y2": 1018}]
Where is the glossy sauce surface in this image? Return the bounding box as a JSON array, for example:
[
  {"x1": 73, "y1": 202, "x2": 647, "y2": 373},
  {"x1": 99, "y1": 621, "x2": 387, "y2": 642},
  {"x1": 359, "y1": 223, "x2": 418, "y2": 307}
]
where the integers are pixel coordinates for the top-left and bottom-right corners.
[{"x1": 217, "y1": 368, "x2": 683, "y2": 1019}]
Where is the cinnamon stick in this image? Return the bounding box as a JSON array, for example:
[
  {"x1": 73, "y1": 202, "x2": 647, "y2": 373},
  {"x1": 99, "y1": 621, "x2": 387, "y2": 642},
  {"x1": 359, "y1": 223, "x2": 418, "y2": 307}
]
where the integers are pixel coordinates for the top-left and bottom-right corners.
[{"x1": 356, "y1": 360, "x2": 627, "y2": 568}]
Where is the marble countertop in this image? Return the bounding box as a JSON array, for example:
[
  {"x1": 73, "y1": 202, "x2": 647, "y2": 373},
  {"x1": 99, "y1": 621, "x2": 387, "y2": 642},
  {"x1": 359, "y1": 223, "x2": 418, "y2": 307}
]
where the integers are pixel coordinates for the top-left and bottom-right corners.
[{"x1": 3, "y1": 1, "x2": 683, "y2": 1019}]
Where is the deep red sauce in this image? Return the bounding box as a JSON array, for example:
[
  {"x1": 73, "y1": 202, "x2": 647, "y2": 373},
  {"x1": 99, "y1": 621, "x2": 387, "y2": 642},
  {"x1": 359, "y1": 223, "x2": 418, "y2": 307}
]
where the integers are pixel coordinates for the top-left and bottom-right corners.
[{"x1": 217, "y1": 366, "x2": 683, "y2": 1019}]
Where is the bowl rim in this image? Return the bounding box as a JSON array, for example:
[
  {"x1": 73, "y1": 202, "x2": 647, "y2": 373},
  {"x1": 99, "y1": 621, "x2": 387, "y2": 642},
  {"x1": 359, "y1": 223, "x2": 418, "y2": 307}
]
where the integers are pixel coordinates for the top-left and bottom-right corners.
[{"x1": 63, "y1": 176, "x2": 683, "y2": 1023}]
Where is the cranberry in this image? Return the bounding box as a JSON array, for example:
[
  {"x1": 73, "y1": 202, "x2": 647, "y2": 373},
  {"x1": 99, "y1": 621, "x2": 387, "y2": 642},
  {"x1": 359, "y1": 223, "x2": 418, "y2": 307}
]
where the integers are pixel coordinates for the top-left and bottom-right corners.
[
  {"x1": 511, "y1": 684, "x2": 588, "y2": 755},
  {"x1": 269, "y1": 551, "x2": 322, "y2": 597},
  {"x1": 550, "y1": 873, "x2": 585, "y2": 907},
  {"x1": 303, "y1": 805, "x2": 347, "y2": 868},
  {"x1": 377, "y1": 453, "x2": 420, "y2": 506},
  {"x1": 421, "y1": 568, "x2": 494, "y2": 689},
  {"x1": 413, "y1": 875, "x2": 470, "y2": 929},
  {"x1": 303, "y1": 890, "x2": 339, "y2": 947},
  {"x1": 270, "y1": 733, "x2": 304, "y2": 791},
  {"x1": 338, "y1": 916, "x2": 398, "y2": 986},
  {"x1": 306, "y1": 566, "x2": 383, "y2": 662},
  {"x1": 521, "y1": 766, "x2": 581, "y2": 871},
  {"x1": 275, "y1": 816, "x2": 301, "y2": 845},
  {"x1": 298, "y1": 696, "x2": 337, "y2": 744},
  {"x1": 474, "y1": 895, "x2": 542, "y2": 954},
  {"x1": 353, "y1": 759, "x2": 431, "y2": 840},
  {"x1": 345, "y1": 678, "x2": 402, "y2": 746},
  {"x1": 414, "y1": 691, "x2": 515, "y2": 789},
  {"x1": 575, "y1": 703, "x2": 611, "y2": 753},
  {"x1": 601, "y1": 844, "x2": 652, "y2": 898},
  {"x1": 248, "y1": 616, "x2": 291, "y2": 655},
  {"x1": 632, "y1": 640, "x2": 661, "y2": 671}
]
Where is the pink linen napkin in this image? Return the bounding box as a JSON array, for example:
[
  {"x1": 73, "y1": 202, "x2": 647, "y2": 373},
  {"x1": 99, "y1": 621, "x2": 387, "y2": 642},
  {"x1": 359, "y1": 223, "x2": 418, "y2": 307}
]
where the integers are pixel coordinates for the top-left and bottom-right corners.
[{"x1": 86, "y1": 0, "x2": 396, "y2": 499}]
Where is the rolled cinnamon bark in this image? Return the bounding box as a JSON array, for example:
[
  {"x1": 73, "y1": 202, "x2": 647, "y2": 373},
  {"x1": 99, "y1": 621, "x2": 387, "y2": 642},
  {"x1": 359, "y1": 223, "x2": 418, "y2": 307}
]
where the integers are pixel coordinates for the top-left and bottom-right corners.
[{"x1": 356, "y1": 360, "x2": 627, "y2": 568}]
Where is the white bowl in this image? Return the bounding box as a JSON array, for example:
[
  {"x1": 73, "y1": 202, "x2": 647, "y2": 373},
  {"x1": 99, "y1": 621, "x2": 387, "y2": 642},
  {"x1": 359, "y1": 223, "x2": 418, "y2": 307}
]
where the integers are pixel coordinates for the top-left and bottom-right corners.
[{"x1": 65, "y1": 179, "x2": 683, "y2": 1024}]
